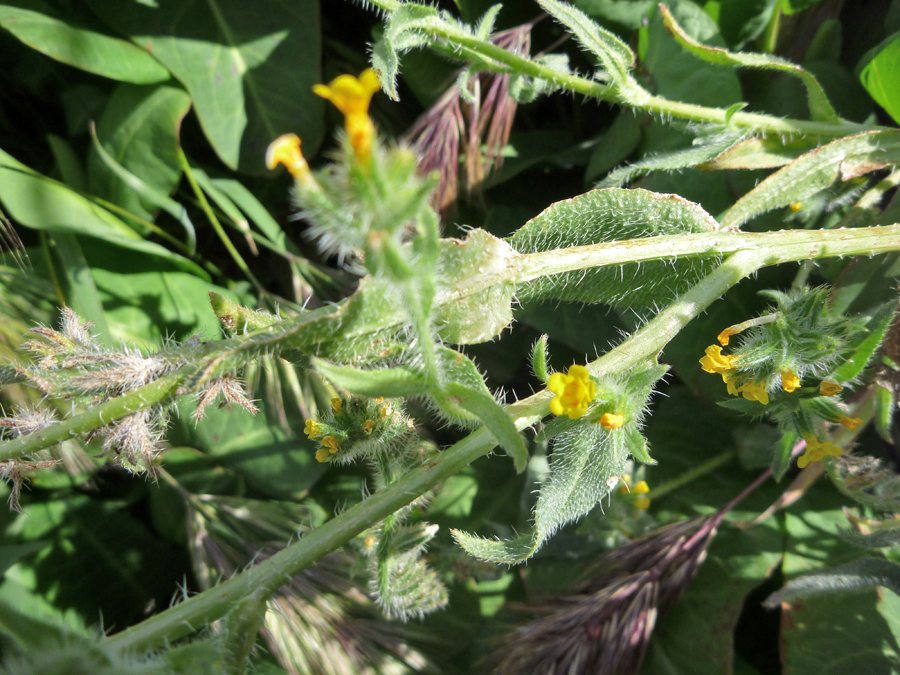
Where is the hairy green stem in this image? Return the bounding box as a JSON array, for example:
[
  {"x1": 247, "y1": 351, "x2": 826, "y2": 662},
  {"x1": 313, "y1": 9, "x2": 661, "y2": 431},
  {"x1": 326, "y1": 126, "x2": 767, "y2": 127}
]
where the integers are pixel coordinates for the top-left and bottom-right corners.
[
  {"x1": 419, "y1": 22, "x2": 873, "y2": 138},
  {"x1": 103, "y1": 249, "x2": 765, "y2": 656},
  {"x1": 4, "y1": 225, "x2": 900, "y2": 462}
]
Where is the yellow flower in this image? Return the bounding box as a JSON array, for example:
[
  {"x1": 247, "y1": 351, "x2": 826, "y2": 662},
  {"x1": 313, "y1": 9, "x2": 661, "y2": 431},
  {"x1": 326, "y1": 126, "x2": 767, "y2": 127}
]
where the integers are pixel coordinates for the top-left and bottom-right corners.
[
  {"x1": 362, "y1": 419, "x2": 375, "y2": 434},
  {"x1": 699, "y1": 345, "x2": 737, "y2": 374},
  {"x1": 717, "y1": 328, "x2": 738, "y2": 346},
  {"x1": 781, "y1": 369, "x2": 801, "y2": 393},
  {"x1": 632, "y1": 480, "x2": 650, "y2": 510},
  {"x1": 315, "y1": 447, "x2": 330, "y2": 463},
  {"x1": 724, "y1": 373, "x2": 742, "y2": 397},
  {"x1": 323, "y1": 436, "x2": 340, "y2": 454},
  {"x1": 790, "y1": 202, "x2": 803, "y2": 212},
  {"x1": 838, "y1": 416, "x2": 863, "y2": 430},
  {"x1": 797, "y1": 434, "x2": 842, "y2": 468},
  {"x1": 265, "y1": 133, "x2": 314, "y2": 186},
  {"x1": 331, "y1": 398, "x2": 343, "y2": 414},
  {"x1": 738, "y1": 380, "x2": 769, "y2": 405},
  {"x1": 820, "y1": 380, "x2": 842, "y2": 396},
  {"x1": 313, "y1": 69, "x2": 381, "y2": 163},
  {"x1": 548, "y1": 365, "x2": 596, "y2": 419},
  {"x1": 600, "y1": 412, "x2": 625, "y2": 429},
  {"x1": 304, "y1": 418, "x2": 322, "y2": 439}
]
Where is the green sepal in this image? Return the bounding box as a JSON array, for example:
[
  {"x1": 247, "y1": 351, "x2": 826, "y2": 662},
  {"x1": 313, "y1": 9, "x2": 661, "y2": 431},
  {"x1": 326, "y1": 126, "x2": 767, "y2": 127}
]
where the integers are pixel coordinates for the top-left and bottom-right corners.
[
  {"x1": 531, "y1": 335, "x2": 549, "y2": 384},
  {"x1": 312, "y1": 358, "x2": 427, "y2": 398},
  {"x1": 773, "y1": 430, "x2": 799, "y2": 481}
]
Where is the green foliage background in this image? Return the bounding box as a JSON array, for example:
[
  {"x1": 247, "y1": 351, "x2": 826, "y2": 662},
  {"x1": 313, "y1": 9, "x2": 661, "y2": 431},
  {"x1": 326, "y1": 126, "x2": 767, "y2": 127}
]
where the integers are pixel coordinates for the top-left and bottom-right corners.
[{"x1": 1, "y1": 0, "x2": 900, "y2": 673}]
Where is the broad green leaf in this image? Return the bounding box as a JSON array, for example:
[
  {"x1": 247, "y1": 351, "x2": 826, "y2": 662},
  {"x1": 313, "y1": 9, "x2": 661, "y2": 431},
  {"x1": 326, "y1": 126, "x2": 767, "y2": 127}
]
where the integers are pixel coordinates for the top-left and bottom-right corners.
[
  {"x1": 433, "y1": 229, "x2": 517, "y2": 344},
  {"x1": 81, "y1": 238, "x2": 233, "y2": 346},
  {"x1": 860, "y1": 34, "x2": 900, "y2": 126},
  {"x1": 780, "y1": 589, "x2": 900, "y2": 673},
  {"x1": 584, "y1": 112, "x2": 642, "y2": 182},
  {"x1": 48, "y1": 233, "x2": 112, "y2": 345},
  {"x1": 509, "y1": 188, "x2": 720, "y2": 308},
  {"x1": 574, "y1": 0, "x2": 655, "y2": 30},
  {"x1": 660, "y1": 4, "x2": 840, "y2": 122},
  {"x1": 84, "y1": 0, "x2": 323, "y2": 173},
  {"x1": 87, "y1": 83, "x2": 192, "y2": 225},
  {"x1": 721, "y1": 130, "x2": 900, "y2": 229},
  {"x1": 0, "y1": 147, "x2": 208, "y2": 278},
  {"x1": 168, "y1": 397, "x2": 326, "y2": 500},
  {"x1": 0, "y1": 0, "x2": 169, "y2": 83}
]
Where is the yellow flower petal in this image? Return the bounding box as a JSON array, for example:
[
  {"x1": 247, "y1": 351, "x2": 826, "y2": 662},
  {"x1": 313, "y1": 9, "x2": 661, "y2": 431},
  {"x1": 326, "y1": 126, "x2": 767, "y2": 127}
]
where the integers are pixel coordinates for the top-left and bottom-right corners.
[
  {"x1": 547, "y1": 365, "x2": 596, "y2": 420},
  {"x1": 781, "y1": 369, "x2": 801, "y2": 393},
  {"x1": 304, "y1": 418, "x2": 322, "y2": 439},
  {"x1": 820, "y1": 381, "x2": 843, "y2": 396},
  {"x1": 600, "y1": 412, "x2": 625, "y2": 429},
  {"x1": 838, "y1": 416, "x2": 863, "y2": 430},
  {"x1": 739, "y1": 381, "x2": 769, "y2": 405},
  {"x1": 331, "y1": 398, "x2": 343, "y2": 414},
  {"x1": 700, "y1": 344, "x2": 737, "y2": 374},
  {"x1": 265, "y1": 133, "x2": 314, "y2": 185}
]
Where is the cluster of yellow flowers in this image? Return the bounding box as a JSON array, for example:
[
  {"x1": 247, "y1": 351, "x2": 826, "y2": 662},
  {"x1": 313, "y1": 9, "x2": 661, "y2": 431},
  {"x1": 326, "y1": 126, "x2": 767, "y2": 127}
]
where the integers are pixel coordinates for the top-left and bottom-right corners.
[
  {"x1": 700, "y1": 324, "x2": 862, "y2": 469},
  {"x1": 304, "y1": 396, "x2": 393, "y2": 463},
  {"x1": 546, "y1": 365, "x2": 624, "y2": 430}
]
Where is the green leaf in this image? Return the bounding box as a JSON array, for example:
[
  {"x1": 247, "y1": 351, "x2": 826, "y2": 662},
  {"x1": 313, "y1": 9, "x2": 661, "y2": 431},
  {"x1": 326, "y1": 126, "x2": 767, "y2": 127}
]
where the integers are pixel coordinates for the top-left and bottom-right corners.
[
  {"x1": 698, "y1": 135, "x2": 822, "y2": 170},
  {"x1": 660, "y1": 4, "x2": 840, "y2": 122},
  {"x1": 0, "y1": 0, "x2": 169, "y2": 83},
  {"x1": 371, "y1": 4, "x2": 441, "y2": 100},
  {"x1": 538, "y1": 0, "x2": 646, "y2": 101},
  {"x1": 779, "y1": 588, "x2": 900, "y2": 673},
  {"x1": 47, "y1": 233, "x2": 112, "y2": 345},
  {"x1": 451, "y1": 530, "x2": 536, "y2": 565},
  {"x1": 0, "y1": 147, "x2": 208, "y2": 278},
  {"x1": 531, "y1": 335, "x2": 549, "y2": 383},
  {"x1": 721, "y1": 130, "x2": 900, "y2": 229},
  {"x1": 87, "y1": 84, "x2": 192, "y2": 226},
  {"x1": 584, "y1": 112, "x2": 642, "y2": 182},
  {"x1": 312, "y1": 358, "x2": 427, "y2": 398},
  {"x1": 433, "y1": 229, "x2": 517, "y2": 344},
  {"x1": 773, "y1": 430, "x2": 799, "y2": 481},
  {"x1": 509, "y1": 188, "x2": 720, "y2": 308},
  {"x1": 860, "y1": 34, "x2": 900, "y2": 127},
  {"x1": 842, "y1": 527, "x2": 900, "y2": 550},
  {"x1": 599, "y1": 130, "x2": 748, "y2": 188},
  {"x1": 832, "y1": 300, "x2": 898, "y2": 382},
  {"x1": 84, "y1": 0, "x2": 323, "y2": 172},
  {"x1": 446, "y1": 380, "x2": 529, "y2": 473},
  {"x1": 167, "y1": 397, "x2": 326, "y2": 500}
]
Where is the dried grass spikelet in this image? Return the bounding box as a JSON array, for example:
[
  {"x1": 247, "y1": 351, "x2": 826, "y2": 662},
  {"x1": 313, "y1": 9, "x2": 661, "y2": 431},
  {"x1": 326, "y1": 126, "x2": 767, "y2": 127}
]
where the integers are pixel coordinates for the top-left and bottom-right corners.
[
  {"x1": 185, "y1": 494, "x2": 437, "y2": 675},
  {"x1": 490, "y1": 516, "x2": 721, "y2": 675},
  {"x1": 406, "y1": 23, "x2": 532, "y2": 215}
]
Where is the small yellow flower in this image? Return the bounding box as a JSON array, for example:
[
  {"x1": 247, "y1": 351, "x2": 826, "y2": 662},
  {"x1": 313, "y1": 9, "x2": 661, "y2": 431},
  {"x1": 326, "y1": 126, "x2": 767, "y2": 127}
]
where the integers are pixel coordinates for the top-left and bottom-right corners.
[
  {"x1": 362, "y1": 419, "x2": 375, "y2": 434},
  {"x1": 790, "y1": 202, "x2": 803, "y2": 212},
  {"x1": 717, "y1": 328, "x2": 738, "y2": 346},
  {"x1": 724, "y1": 373, "x2": 742, "y2": 397},
  {"x1": 600, "y1": 412, "x2": 625, "y2": 429},
  {"x1": 315, "y1": 447, "x2": 330, "y2": 463},
  {"x1": 331, "y1": 398, "x2": 343, "y2": 414},
  {"x1": 632, "y1": 480, "x2": 650, "y2": 510},
  {"x1": 738, "y1": 380, "x2": 769, "y2": 405},
  {"x1": 838, "y1": 416, "x2": 863, "y2": 430},
  {"x1": 548, "y1": 365, "x2": 596, "y2": 419},
  {"x1": 781, "y1": 369, "x2": 801, "y2": 393},
  {"x1": 797, "y1": 434, "x2": 842, "y2": 468},
  {"x1": 265, "y1": 133, "x2": 314, "y2": 186},
  {"x1": 699, "y1": 345, "x2": 737, "y2": 374},
  {"x1": 323, "y1": 436, "x2": 340, "y2": 454},
  {"x1": 820, "y1": 381, "x2": 843, "y2": 396},
  {"x1": 379, "y1": 401, "x2": 392, "y2": 420},
  {"x1": 304, "y1": 418, "x2": 322, "y2": 439},
  {"x1": 313, "y1": 69, "x2": 381, "y2": 163}
]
